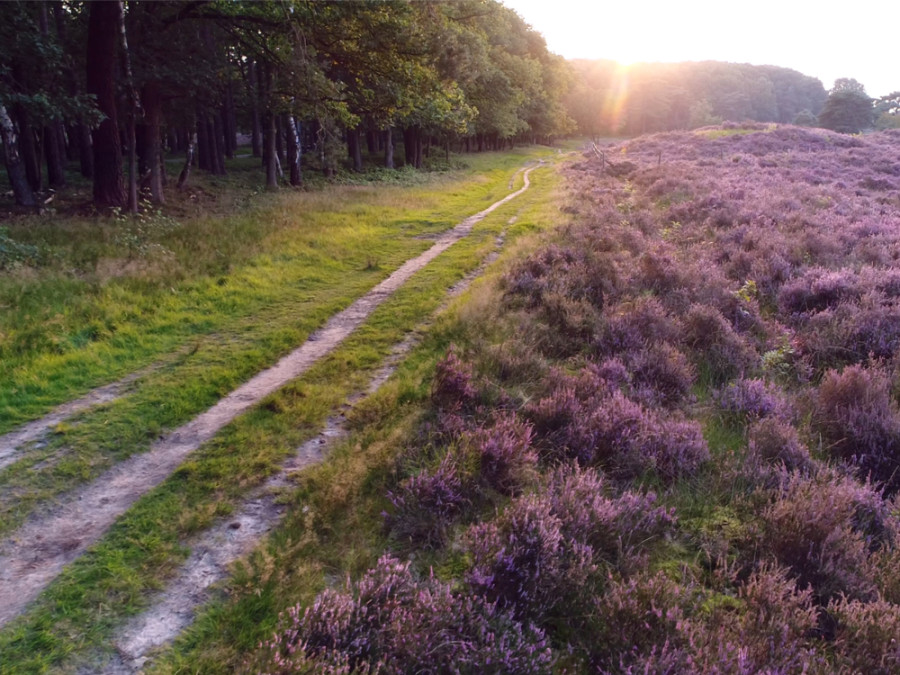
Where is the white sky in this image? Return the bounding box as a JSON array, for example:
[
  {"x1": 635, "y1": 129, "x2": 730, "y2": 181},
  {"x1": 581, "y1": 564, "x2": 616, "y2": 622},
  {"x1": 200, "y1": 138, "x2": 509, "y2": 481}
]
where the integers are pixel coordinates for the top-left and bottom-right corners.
[{"x1": 502, "y1": 0, "x2": 899, "y2": 99}]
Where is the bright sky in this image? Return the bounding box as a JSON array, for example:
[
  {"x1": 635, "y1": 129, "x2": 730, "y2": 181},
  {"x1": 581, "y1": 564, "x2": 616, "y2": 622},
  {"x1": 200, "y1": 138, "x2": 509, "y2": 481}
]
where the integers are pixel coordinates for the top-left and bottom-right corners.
[{"x1": 502, "y1": 0, "x2": 899, "y2": 99}]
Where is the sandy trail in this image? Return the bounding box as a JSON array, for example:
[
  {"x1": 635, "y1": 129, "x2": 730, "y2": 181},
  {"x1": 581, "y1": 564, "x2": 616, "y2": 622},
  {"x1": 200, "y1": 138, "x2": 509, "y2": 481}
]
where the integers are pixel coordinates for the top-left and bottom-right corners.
[
  {"x1": 96, "y1": 210, "x2": 523, "y2": 675},
  {"x1": 0, "y1": 164, "x2": 536, "y2": 630},
  {"x1": 0, "y1": 373, "x2": 143, "y2": 472}
]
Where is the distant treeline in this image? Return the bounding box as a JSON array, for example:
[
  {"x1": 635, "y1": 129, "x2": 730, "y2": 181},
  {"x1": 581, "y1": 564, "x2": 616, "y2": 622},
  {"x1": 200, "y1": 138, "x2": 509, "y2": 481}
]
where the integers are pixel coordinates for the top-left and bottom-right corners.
[{"x1": 567, "y1": 60, "x2": 829, "y2": 137}]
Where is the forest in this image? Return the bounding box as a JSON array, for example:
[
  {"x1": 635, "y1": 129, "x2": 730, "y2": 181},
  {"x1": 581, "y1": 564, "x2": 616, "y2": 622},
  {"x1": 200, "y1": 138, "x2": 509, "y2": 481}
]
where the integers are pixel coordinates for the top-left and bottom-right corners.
[{"x1": 0, "y1": 0, "x2": 573, "y2": 210}]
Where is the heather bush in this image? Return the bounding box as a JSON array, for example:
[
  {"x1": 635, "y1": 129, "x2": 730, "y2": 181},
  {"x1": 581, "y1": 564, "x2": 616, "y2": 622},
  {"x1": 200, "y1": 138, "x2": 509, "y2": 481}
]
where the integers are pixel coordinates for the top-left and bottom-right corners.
[
  {"x1": 778, "y1": 267, "x2": 862, "y2": 315},
  {"x1": 614, "y1": 415, "x2": 710, "y2": 482},
  {"x1": 386, "y1": 455, "x2": 469, "y2": 547},
  {"x1": 431, "y1": 345, "x2": 478, "y2": 412},
  {"x1": 590, "y1": 570, "x2": 693, "y2": 672},
  {"x1": 759, "y1": 471, "x2": 894, "y2": 602},
  {"x1": 526, "y1": 385, "x2": 709, "y2": 480},
  {"x1": 812, "y1": 364, "x2": 900, "y2": 492},
  {"x1": 546, "y1": 464, "x2": 676, "y2": 566},
  {"x1": 874, "y1": 543, "x2": 900, "y2": 603},
  {"x1": 828, "y1": 596, "x2": 900, "y2": 675},
  {"x1": 683, "y1": 303, "x2": 759, "y2": 383},
  {"x1": 715, "y1": 378, "x2": 789, "y2": 423},
  {"x1": 627, "y1": 342, "x2": 695, "y2": 408},
  {"x1": 595, "y1": 296, "x2": 681, "y2": 356},
  {"x1": 677, "y1": 566, "x2": 824, "y2": 675},
  {"x1": 503, "y1": 243, "x2": 607, "y2": 311},
  {"x1": 800, "y1": 296, "x2": 900, "y2": 367},
  {"x1": 465, "y1": 413, "x2": 538, "y2": 495},
  {"x1": 528, "y1": 291, "x2": 600, "y2": 356},
  {"x1": 746, "y1": 418, "x2": 814, "y2": 474},
  {"x1": 465, "y1": 494, "x2": 595, "y2": 623},
  {"x1": 254, "y1": 556, "x2": 555, "y2": 675}
]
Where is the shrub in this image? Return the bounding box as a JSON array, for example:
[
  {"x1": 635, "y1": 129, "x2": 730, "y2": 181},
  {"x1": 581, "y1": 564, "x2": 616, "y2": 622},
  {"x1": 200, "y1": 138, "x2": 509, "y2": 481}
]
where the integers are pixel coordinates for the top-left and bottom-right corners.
[
  {"x1": 614, "y1": 415, "x2": 710, "y2": 482},
  {"x1": 465, "y1": 494, "x2": 595, "y2": 623},
  {"x1": 600, "y1": 567, "x2": 827, "y2": 674},
  {"x1": 628, "y1": 343, "x2": 695, "y2": 408},
  {"x1": 746, "y1": 418, "x2": 814, "y2": 474},
  {"x1": 759, "y1": 471, "x2": 894, "y2": 602},
  {"x1": 466, "y1": 413, "x2": 538, "y2": 495},
  {"x1": 590, "y1": 570, "x2": 693, "y2": 672},
  {"x1": 813, "y1": 364, "x2": 900, "y2": 492},
  {"x1": 386, "y1": 455, "x2": 468, "y2": 547},
  {"x1": 595, "y1": 296, "x2": 681, "y2": 356},
  {"x1": 546, "y1": 464, "x2": 676, "y2": 566},
  {"x1": 683, "y1": 303, "x2": 759, "y2": 383},
  {"x1": 253, "y1": 556, "x2": 555, "y2": 675},
  {"x1": 778, "y1": 267, "x2": 862, "y2": 315},
  {"x1": 715, "y1": 378, "x2": 789, "y2": 423},
  {"x1": 431, "y1": 345, "x2": 477, "y2": 411},
  {"x1": 829, "y1": 597, "x2": 900, "y2": 675}
]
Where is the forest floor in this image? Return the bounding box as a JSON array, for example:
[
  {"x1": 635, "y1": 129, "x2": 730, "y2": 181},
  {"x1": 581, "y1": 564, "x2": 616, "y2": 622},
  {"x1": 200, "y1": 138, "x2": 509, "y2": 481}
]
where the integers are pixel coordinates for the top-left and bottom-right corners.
[{"x1": 0, "y1": 147, "x2": 572, "y2": 673}]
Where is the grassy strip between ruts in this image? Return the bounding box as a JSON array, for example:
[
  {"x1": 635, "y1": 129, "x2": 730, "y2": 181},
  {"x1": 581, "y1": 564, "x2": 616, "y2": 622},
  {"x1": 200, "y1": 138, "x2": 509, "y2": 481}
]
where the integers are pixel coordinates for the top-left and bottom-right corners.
[
  {"x1": 0, "y1": 148, "x2": 557, "y2": 539},
  {"x1": 0, "y1": 158, "x2": 568, "y2": 673},
  {"x1": 0, "y1": 147, "x2": 549, "y2": 434}
]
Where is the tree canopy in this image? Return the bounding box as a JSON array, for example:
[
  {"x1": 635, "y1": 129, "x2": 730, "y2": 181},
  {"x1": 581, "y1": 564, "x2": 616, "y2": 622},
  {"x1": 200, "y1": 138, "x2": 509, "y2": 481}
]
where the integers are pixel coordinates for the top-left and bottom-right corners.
[{"x1": 0, "y1": 0, "x2": 575, "y2": 208}]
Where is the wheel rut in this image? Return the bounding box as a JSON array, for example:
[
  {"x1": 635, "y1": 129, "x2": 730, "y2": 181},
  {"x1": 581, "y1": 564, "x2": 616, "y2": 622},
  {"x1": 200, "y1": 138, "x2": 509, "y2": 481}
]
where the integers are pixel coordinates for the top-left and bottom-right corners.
[{"x1": 0, "y1": 164, "x2": 538, "y2": 630}]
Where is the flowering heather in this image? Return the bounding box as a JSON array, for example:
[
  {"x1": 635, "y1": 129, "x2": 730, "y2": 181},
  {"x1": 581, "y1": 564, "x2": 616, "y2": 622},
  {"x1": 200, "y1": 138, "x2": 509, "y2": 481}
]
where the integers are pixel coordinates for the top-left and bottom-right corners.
[
  {"x1": 812, "y1": 364, "x2": 900, "y2": 492},
  {"x1": 682, "y1": 303, "x2": 759, "y2": 383},
  {"x1": 759, "y1": 470, "x2": 896, "y2": 602},
  {"x1": 546, "y1": 464, "x2": 675, "y2": 565},
  {"x1": 430, "y1": 345, "x2": 477, "y2": 411},
  {"x1": 627, "y1": 342, "x2": 695, "y2": 408},
  {"x1": 746, "y1": 417, "x2": 814, "y2": 475},
  {"x1": 828, "y1": 597, "x2": 900, "y2": 674},
  {"x1": 465, "y1": 413, "x2": 538, "y2": 495},
  {"x1": 715, "y1": 378, "x2": 789, "y2": 423},
  {"x1": 465, "y1": 494, "x2": 595, "y2": 622},
  {"x1": 385, "y1": 455, "x2": 468, "y2": 548},
  {"x1": 254, "y1": 556, "x2": 555, "y2": 675}
]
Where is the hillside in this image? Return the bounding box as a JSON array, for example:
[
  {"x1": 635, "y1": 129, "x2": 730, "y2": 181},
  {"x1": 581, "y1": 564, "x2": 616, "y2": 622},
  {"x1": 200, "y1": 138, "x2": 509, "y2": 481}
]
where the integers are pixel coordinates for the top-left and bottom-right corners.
[{"x1": 246, "y1": 125, "x2": 900, "y2": 673}]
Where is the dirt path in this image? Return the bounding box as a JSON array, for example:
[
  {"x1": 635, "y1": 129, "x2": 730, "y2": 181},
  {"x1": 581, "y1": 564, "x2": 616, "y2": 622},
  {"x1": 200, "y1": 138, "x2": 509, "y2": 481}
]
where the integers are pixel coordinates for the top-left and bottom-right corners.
[
  {"x1": 0, "y1": 164, "x2": 538, "y2": 630},
  {"x1": 94, "y1": 211, "x2": 523, "y2": 675},
  {"x1": 0, "y1": 374, "x2": 144, "y2": 472}
]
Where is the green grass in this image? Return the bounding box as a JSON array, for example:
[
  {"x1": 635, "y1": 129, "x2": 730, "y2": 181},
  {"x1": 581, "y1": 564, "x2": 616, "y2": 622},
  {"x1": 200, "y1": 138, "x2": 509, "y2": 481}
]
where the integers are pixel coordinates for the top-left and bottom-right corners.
[
  {"x1": 0, "y1": 147, "x2": 547, "y2": 433},
  {"x1": 0, "y1": 152, "x2": 570, "y2": 673},
  {"x1": 0, "y1": 147, "x2": 555, "y2": 537}
]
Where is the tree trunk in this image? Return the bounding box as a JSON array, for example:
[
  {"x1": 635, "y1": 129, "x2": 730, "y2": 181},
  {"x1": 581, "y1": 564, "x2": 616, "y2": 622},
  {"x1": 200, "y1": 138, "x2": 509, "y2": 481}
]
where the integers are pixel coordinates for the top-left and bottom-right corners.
[
  {"x1": 223, "y1": 82, "x2": 236, "y2": 159},
  {"x1": 403, "y1": 127, "x2": 414, "y2": 166},
  {"x1": 177, "y1": 130, "x2": 196, "y2": 189},
  {"x1": 12, "y1": 104, "x2": 41, "y2": 192},
  {"x1": 77, "y1": 122, "x2": 93, "y2": 178},
  {"x1": 143, "y1": 80, "x2": 164, "y2": 203},
  {"x1": 0, "y1": 103, "x2": 37, "y2": 207},
  {"x1": 275, "y1": 116, "x2": 285, "y2": 166},
  {"x1": 414, "y1": 127, "x2": 423, "y2": 169},
  {"x1": 249, "y1": 61, "x2": 262, "y2": 157},
  {"x1": 196, "y1": 111, "x2": 211, "y2": 171},
  {"x1": 264, "y1": 110, "x2": 278, "y2": 189},
  {"x1": 212, "y1": 110, "x2": 226, "y2": 175},
  {"x1": 347, "y1": 126, "x2": 363, "y2": 172},
  {"x1": 86, "y1": 0, "x2": 125, "y2": 207},
  {"x1": 44, "y1": 123, "x2": 67, "y2": 189},
  {"x1": 384, "y1": 127, "x2": 394, "y2": 169},
  {"x1": 365, "y1": 119, "x2": 376, "y2": 155},
  {"x1": 286, "y1": 115, "x2": 302, "y2": 187}
]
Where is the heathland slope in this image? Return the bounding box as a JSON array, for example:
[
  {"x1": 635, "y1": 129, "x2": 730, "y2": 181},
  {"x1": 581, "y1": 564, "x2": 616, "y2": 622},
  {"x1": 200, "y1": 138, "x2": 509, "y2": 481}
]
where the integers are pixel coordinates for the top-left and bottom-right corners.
[{"x1": 246, "y1": 125, "x2": 900, "y2": 673}]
